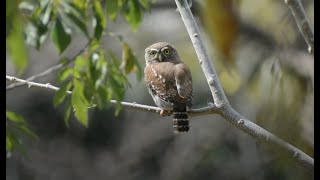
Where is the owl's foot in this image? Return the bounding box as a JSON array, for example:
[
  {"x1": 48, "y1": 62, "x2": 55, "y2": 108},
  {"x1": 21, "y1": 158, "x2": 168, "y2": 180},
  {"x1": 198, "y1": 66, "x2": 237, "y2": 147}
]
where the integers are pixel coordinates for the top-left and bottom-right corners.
[{"x1": 160, "y1": 109, "x2": 172, "y2": 116}]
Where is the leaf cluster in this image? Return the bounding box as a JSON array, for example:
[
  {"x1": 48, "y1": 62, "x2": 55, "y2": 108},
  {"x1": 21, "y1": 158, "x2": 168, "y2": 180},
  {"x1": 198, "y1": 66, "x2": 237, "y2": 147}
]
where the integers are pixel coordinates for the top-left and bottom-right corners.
[{"x1": 6, "y1": 0, "x2": 154, "y2": 154}]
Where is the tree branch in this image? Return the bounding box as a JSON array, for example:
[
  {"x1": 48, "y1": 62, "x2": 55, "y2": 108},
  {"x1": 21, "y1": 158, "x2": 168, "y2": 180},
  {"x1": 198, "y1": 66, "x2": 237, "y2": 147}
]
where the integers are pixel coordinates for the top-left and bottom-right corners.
[
  {"x1": 175, "y1": 0, "x2": 313, "y2": 172},
  {"x1": 6, "y1": 75, "x2": 217, "y2": 117},
  {"x1": 6, "y1": 40, "x2": 92, "y2": 91},
  {"x1": 284, "y1": 0, "x2": 314, "y2": 54}
]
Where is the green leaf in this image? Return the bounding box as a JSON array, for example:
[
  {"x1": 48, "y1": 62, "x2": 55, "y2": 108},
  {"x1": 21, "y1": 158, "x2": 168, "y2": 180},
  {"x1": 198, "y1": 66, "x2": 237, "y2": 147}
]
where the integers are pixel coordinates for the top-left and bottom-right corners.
[
  {"x1": 25, "y1": 20, "x2": 49, "y2": 49},
  {"x1": 121, "y1": 42, "x2": 143, "y2": 80},
  {"x1": 93, "y1": 0, "x2": 107, "y2": 40},
  {"x1": 6, "y1": 132, "x2": 14, "y2": 152},
  {"x1": 65, "y1": 12, "x2": 89, "y2": 38},
  {"x1": 6, "y1": 14, "x2": 28, "y2": 74},
  {"x1": 64, "y1": 101, "x2": 72, "y2": 127},
  {"x1": 74, "y1": 107, "x2": 88, "y2": 127},
  {"x1": 95, "y1": 63, "x2": 108, "y2": 89},
  {"x1": 71, "y1": 79, "x2": 89, "y2": 127},
  {"x1": 6, "y1": 130, "x2": 27, "y2": 157},
  {"x1": 6, "y1": 111, "x2": 26, "y2": 124},
  {"x1": 52, "y1": 18, "x2": 72, "y2": 54},
  {"x1": 106, "y1": 0, "x2": 119, "y2": 20},
  {"x1": 6, "y1": 110, "x2": 38, "y2": 150},
  {"x1": 40, "y1": 0, "x2": 53, "y2": 25},
  {"x1": 57, "y1": 67, "x2": 73, "y2": 82},
  {"x1": 53, "y1": 81, "x2": 72, "y2": 107},
  {"x1": 70, "y1": 0, "x2": 88, "y2": 12},
  {"x1": 14, "y1": 124, "x2": 38, "y2": 140},
  {"x1": 139, "y1": 0, "x2": 151, "y2": 9},
  {"x1": 123, "y1": 0, "x2": 143, "y2": 30},
  {"x1": 74, "y1": 55, "x2": 87, "y2": 71}
]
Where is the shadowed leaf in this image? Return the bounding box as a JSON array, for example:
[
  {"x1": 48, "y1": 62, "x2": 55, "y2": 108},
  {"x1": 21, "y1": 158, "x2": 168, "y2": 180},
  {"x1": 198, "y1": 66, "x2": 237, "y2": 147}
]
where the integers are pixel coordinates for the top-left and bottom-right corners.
[
  {"x1": 122, "y1": 0, "x2": 143, "y2": 30},
  {"x1": 93, "y1": 0, "x2": 107, "y2": 40},
  {"x1": 121, "y1": 42, "x2": 143, "y2": 80},
  {"x1": 53, "y1": 81, "x2": 72, "y2": 107},
  {"x1": 6, "y1": 14, "x2": 28, "y2": 74},
  {"x1": 106, "y1": 0, "x2": 120, "y2": 20},
  {"x1": 52, "y1": 18, "x2": 72, "y2": 54}
]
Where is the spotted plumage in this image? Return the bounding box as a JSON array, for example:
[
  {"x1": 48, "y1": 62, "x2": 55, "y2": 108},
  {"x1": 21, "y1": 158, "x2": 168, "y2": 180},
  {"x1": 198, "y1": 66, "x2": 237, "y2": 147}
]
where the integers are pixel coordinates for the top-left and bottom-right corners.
[{"x1": 144, "y1": 42, "x2": 193, "y2": 133}]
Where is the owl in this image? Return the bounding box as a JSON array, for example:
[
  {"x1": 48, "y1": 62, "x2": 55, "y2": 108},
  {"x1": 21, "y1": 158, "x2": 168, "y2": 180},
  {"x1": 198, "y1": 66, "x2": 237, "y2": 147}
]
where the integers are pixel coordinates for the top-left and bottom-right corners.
[{"x1": 144, "y1": 42, "x2": 193, "y2": 133}]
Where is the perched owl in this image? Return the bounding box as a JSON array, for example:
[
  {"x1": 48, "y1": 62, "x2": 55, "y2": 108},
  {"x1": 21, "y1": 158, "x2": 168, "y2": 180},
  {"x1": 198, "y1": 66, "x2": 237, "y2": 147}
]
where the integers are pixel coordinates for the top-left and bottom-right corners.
[{"x1": 144, "y1": 42, "x2": 193, "y2": 133}]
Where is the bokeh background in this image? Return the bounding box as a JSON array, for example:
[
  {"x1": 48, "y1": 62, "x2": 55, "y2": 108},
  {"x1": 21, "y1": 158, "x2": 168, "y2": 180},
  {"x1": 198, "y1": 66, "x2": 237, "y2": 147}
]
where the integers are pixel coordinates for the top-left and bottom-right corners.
[{"x1": 6, "y1": 0, "x2": 314, "y2": 179}]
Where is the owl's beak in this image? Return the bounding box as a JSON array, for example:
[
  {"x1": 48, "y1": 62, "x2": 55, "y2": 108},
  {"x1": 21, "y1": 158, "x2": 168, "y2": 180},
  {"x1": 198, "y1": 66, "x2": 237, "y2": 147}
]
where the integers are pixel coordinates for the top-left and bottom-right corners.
[{"x1": 157, "y1": 53, "x2": 163, "y2": 62}]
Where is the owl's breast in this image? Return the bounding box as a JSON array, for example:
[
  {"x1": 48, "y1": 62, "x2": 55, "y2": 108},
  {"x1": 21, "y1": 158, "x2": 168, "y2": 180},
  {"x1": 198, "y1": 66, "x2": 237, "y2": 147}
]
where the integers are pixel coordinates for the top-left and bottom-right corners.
[{"x1": 144, "y1": 63, "x2": 179, "y2": 103}]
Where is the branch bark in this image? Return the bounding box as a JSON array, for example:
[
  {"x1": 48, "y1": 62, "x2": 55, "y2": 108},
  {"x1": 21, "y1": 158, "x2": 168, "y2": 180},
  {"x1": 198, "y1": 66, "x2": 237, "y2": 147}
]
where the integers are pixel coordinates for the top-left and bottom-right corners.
[
  {"x1": 284, "y1": 0, "x2": 314, "y2": 54},
  {"x1": 175, "y1": 0, "x2": 313, "y2": 172},
  {"x1": 6, "y1": 75, "x2": 217, "y2": 117}
]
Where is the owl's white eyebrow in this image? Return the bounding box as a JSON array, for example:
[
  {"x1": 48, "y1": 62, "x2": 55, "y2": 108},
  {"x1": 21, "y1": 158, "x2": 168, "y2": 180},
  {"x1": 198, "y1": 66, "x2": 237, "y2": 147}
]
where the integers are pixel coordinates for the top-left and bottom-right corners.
[{"x1": 150, "y1": 48, "x2": 159, "y2": 52}]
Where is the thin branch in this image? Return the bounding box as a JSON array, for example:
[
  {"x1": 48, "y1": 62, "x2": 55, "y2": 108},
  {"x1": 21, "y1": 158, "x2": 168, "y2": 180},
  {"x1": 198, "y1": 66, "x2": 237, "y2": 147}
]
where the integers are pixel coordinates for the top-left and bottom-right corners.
[
  {"x1": 175, "y1": 0, "x2": 313, "y2": 172},
  {"x1": 284, "y1": 0, "x2": 314, "y2": 54},
  {"x1": 6, "y1": 75, "x2": 217, "y2": 117},
  {"x1": 6, "y1": 40, "x2": 92, "y2": 91}
]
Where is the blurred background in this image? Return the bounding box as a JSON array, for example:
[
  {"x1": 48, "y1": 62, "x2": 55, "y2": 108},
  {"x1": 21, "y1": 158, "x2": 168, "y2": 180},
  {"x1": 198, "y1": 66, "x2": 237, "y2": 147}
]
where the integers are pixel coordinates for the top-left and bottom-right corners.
[{"x1": 6, "y1": 0, "x2": 314, "y2": 179}]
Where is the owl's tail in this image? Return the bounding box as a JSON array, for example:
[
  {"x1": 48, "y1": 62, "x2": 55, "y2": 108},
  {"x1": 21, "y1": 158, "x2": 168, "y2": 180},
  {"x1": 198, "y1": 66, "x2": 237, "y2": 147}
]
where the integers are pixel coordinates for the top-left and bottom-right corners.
[{"x1": 173, "y1": 107, "x2": 189, "y2": 133}]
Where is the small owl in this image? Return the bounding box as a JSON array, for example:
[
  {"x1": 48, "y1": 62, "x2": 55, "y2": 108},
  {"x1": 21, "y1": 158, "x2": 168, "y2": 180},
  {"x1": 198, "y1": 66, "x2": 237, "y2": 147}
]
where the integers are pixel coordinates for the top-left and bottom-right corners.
[{"x1": 144, "y1": 42, "x2": 193, "y2": 133}]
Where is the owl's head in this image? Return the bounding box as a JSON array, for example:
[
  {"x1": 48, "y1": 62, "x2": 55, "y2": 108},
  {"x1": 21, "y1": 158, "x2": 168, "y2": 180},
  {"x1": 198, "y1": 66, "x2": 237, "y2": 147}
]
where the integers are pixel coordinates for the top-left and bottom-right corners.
[{"x1": 145, "y1": 42, "x2": 180, "y2": 64}]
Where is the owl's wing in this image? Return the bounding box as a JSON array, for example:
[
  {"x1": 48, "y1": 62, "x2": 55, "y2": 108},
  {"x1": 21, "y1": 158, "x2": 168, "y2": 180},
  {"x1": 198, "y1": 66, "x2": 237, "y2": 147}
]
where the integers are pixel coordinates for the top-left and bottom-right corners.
[{"x1": 174, "y1": 63, "x2": 193, "y2": 99}]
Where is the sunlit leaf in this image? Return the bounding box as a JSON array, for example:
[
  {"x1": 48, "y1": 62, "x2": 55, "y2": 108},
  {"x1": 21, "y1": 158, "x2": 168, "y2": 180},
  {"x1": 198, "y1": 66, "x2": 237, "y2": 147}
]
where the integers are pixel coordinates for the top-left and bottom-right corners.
[
  {"x1": 71, "y1": 79, "x2": 89, "y2": 127},
  {"x1": 74, "y1": 107, "x2": 88, "y2": 127},
  {"x1": 52, "y1": 18, "x2": 72, "y2": 53},
  {"x1": 74, "y1": 55, "x2": 87, "y2": 71}
]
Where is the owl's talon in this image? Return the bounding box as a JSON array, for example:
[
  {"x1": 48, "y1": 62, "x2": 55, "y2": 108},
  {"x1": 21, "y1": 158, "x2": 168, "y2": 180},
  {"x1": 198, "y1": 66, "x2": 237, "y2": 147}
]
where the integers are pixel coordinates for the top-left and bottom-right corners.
[{"x1": 160, "y1": 109, "x2": 172, "y2": 116}]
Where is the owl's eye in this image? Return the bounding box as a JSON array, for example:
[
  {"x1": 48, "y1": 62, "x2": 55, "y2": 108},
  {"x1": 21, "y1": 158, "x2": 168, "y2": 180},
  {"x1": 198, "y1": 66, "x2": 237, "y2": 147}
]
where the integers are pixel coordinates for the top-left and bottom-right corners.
[
  {"x1": 149, "y1": 50, "x2": 156, "y2": 56},
  {"x1": 163, "y1": 49, "x2": 171, "y2": 55}
]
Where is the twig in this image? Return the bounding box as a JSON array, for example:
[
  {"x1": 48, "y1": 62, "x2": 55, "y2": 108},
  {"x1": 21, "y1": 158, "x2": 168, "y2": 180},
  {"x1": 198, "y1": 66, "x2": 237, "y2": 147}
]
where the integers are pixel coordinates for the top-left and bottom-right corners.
[
  {"x1": 6, "y1": 40, "x2": 92, "y2": 91},
  {"x1": 6, "y1": 75, "x2": 218, "y2": 117},
  {"x1": 175, "y1": 0, "x2": 313, "y2": 172},
  {"x1": 6, "y1": 75, "x2": 71, "y2": 93},
  {"x1": 284, "y1": 0, "x2": 314, "y2": 54}
]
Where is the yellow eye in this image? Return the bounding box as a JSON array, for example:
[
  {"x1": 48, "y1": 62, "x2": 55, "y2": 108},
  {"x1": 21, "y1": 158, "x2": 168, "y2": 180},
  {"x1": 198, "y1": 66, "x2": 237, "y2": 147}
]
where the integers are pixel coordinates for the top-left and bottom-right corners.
[
  {"x1": 149, "y1": 50, "x2": 156, "y2": 56},
  {"x1": 163, "y1": 49, "x2": 171, "y2": 55}
]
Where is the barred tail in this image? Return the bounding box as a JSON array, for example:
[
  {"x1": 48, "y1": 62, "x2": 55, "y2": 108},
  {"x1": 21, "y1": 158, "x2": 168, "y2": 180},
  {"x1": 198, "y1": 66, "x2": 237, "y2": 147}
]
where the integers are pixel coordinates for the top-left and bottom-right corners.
[{"x1": 172, "y1": 107, "x2": 189, "y2": 133}]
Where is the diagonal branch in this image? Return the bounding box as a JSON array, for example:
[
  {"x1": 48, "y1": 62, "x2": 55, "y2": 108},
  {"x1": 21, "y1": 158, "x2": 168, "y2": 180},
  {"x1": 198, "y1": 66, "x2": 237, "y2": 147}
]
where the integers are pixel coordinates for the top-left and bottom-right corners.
[
  {"x1": 284, "y1": 0, "x2": 314, "y2": 54},
  {"x1": 6, "y1": 75, "x2": 217, "y2": 117},
  {"x1": 175, "y1": 0, "x2": 313, "y2": 172},
  {"x1": 6, "y1": 40, "x2": 92, "y2": 91}
]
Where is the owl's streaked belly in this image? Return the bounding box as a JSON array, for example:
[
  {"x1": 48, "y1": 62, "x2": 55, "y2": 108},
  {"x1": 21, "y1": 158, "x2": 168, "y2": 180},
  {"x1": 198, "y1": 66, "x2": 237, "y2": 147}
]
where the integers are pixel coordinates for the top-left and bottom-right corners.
[{"x1": 148, "y1": 88, "x2": 173, "y2": 110}]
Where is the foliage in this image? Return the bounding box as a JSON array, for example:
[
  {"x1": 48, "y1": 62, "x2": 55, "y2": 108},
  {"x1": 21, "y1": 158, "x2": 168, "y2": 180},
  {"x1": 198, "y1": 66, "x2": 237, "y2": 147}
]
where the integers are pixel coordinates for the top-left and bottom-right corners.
[
  {"x1": 6, "y1": 0, "x2": 154, "y2": 155},
  {"x1": 6, "y1": 111, "x2": 38, "y2": 157}
]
